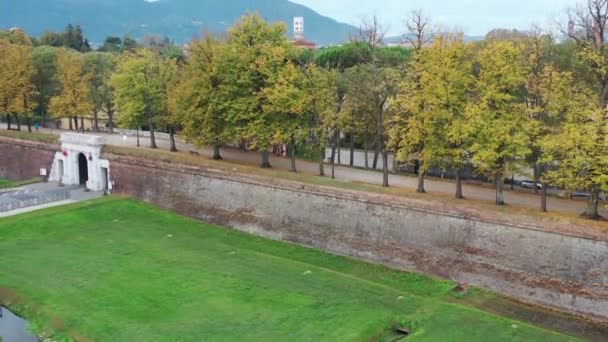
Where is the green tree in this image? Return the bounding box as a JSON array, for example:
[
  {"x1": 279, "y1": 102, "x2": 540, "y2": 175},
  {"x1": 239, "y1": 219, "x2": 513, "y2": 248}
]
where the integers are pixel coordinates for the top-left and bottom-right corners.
[
  {"x1": 263, "y1": 62, "x2": 308, "y2": 172},
  {"x1": 300, "y1": 64, "x2": 338, "y2": 176},
  {"x1": 84, "y1": 52, "x2": 116, "y2": 132},
  {"x1": 467, "y1": 41, "x2": 530, "y2": 205},
  {"x1": 221, "y1": 13, "x2": 292, "y2": 168},
  {"x1": 111, "y1": 49, "x2": 178, "y2": 149},
  {"x1": 31, "y1": 46, "x2": 60, "y2": 128},
  {"x1": 171, "y1": 34, "x2": 228, "y2": 159}
]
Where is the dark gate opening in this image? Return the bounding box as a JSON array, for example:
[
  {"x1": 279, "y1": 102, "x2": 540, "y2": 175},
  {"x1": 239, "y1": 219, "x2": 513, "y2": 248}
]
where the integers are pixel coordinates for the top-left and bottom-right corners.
[{"x1": 78, "y1": 153, "x2": 88, "y2": 185}]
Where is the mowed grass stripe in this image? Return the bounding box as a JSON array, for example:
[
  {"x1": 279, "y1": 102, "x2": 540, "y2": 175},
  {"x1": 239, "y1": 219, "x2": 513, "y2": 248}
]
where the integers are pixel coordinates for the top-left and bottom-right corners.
[{"x1": 0, "y1": 197, "x2": 579, "y2": 341}]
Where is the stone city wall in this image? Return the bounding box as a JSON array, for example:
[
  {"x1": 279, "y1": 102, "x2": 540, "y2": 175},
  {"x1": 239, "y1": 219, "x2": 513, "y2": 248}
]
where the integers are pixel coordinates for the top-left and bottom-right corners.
[
  {"x1": 0, "y1": 137, "x2": 57, "y2": 180},
  {"x1": 106, "y1": 153, "x2": 608, "y2": 320},
  {"x1": 2, "y1": 137, "x2": 607, "y2": 320}
]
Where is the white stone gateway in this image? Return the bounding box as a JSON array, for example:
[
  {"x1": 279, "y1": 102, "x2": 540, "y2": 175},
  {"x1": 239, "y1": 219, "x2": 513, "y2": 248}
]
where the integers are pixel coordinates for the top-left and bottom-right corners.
[{"x1": 48, "y1": 133, "x2": 111, "y2": 192}]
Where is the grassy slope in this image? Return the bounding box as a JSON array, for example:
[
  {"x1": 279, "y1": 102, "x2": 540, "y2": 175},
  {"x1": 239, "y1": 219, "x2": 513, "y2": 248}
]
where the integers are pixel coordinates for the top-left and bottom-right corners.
[
  {"x1": 0, "y1": 198, "x2": 578, "y2": 341},
  {"x1": 0, "y1": 178, "x2": 42, "y2": 189},
  {"x1": 0, "y1": 130, "x2": 58, "y2": 144}
]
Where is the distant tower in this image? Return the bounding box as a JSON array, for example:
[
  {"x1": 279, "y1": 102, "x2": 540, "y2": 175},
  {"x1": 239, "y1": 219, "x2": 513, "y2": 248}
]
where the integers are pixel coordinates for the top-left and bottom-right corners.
[
  {"x1": 294, "y1": 17, "x2": 304, "y2": 40},
  {"x1": 567, "y1": 20, "x2": 575, "y2": 37}
]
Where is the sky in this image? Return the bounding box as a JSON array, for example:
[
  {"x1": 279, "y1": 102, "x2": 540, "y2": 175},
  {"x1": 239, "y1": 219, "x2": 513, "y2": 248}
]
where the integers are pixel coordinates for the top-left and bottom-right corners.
[{"x1": 290, "y1": 0, "x2": 573, "y2": 36}]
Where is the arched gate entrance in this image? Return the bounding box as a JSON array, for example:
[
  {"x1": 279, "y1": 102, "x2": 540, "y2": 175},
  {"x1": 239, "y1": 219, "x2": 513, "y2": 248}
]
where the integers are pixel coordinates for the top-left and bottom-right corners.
[{"x1": 78, "y1": 153, "x2": 88, "y2": 185}]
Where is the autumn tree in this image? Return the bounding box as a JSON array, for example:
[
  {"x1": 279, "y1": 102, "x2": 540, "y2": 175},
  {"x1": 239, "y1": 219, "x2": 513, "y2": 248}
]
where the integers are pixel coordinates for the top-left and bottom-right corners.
[
  {"x1": 221, "y1": 14, "x2": 292, "y2": 168},
  {"x1": 394, "y1": 33, "x2": 473, "y2": 199},
  {"x1": 520, "y1": 27, "x2": 567, "y2": 211},
  {"x1": 467, "y1": 41, "x2": 530, "y2": 205},
  {"x1": 540, "y1": 71, "x2": 606, "y2": 219},
  {"x1": 557, "y1": 0, "x2": 608, "y2": 218},
  {"x1": 171, "y1": 34, "x2": 228, "y2": 160},
  {"x1": 48, "y1": 49, "x2": 92, "y2": 131},
  {"x1": 8, "y1": 43, "x2": 38, "y2": 132},
  {"x1": 392, "y1": 10, "x2": 434, "y2": 193}
]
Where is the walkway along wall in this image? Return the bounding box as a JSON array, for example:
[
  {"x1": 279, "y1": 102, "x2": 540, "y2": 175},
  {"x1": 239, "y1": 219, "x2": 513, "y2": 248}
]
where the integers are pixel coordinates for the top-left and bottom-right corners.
[{"x1": 106, "y1": 153, "x2": 608, "y2": 320}]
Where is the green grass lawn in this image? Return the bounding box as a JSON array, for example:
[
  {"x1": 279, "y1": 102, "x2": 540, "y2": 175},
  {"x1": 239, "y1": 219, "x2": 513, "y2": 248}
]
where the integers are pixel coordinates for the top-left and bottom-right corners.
[
  {"x1": 0, "y1": 177, "x2": 42, "y2": 189},
  {"x1": 0, "y1": 129, "x2": 59, "y2": 144},
  {"x1": 0, "y1": 198, "x2": 580, "y2": 341}
]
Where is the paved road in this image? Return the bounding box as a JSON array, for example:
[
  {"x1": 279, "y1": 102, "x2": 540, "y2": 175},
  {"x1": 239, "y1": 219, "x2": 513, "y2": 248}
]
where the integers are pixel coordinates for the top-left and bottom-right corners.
[
  {"x1": 0, "y1": 181, "x2": 103, "y2": 217},
  {"x1": 4, "y1": 125, "x2": 604, "y2": 217}
]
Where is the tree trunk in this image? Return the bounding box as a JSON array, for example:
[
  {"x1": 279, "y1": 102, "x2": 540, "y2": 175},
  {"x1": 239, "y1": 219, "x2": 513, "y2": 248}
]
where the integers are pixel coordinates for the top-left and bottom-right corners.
[
  {"x1": 68, "y1": 116, "x2": 73, "y2": 130},
  {"x1": 583, "y1": 190, "x2": 601, "y2": 220},
  {"x1": 289, "y1": 138, "x2": 297, "y2": 173},
  {"x1": 73, "y1": 116, "x2": 78, "y2": 131},
  {"x1": 93, "y1": 110, "x2": 100, "y2": 132},
  {"x1": 349, "y1": 133, "x2": 355, "y2": 167},
  {"x1": 337, "y1": 129, "x2": 341, "y2": 164},
  {"x1": 382, "y1": 151, "x2": 389, "y2": 187},
  {"x1": 495, "y1": 176, "x2": 505, "y2": 206},
  {"x1": 169, "y1": 126, "x2": 177, "y2": 152},
  {"x1": 417, "y1": 170, "x2": 426, "y2": 194},
  {"x1": 330, "y1": 134, "x2": 337, "y2": 179},
  {"x1": 107, "y1": 110, "x2": 114, "y2": 134},
  {"x1": 15, "y1": 114, "x2": 21, "y2": 131},
  {"x1": 136, "y1": 126, "x2": 140, "y2": 147},
  {"x1": 27, "y1": 117, "x2": 32, "y2": 133},
  {"x1": 541, "y1": 182, "x2": 547, "y2": 212},
  {"x1": 6, "y1": 114, "x2": 11, "y2": 130},
  {"x1": 455, "y1": 167, "x2": 464, "y2": 199},
  {"x1": 533, "y1": 163, "x2": 540, "y2": 194},
  {"x1": 212, "y1": 143, "x2": 222, "y2": 160},
  {"x1": 80, "y1": 116, "x2": 85, "y2": 132},
  {"x1": 364, "y1": 146, "x2": 369, "y2": 169},
  {"x1": 372, "y1": 143, "x2": 379, "y2": 169},
  {"x1": 260, "y1": 149, "x2": 271, "y2": 168},
  {"x1": 319, "y1": 147, "x2": 325, "y2": 176},
  {"x1": 148, "y1": 118, "x2": 157, "y2": 149}
]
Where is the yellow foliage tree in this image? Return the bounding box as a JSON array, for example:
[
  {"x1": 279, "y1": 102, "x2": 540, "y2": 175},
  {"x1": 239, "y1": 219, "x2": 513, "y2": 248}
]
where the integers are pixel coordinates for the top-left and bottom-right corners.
[
  {"x1": 0, "y1": 39, "x2": 37, "y2": 131},
  {"x1": 49, "y1": 48, "x2": 93, "y2": 131}
]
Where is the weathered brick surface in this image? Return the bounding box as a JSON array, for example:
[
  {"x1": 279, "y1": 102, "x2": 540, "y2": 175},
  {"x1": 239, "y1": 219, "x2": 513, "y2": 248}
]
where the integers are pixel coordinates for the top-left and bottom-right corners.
[{"x1": 0, "y1": 137, "x2": 57, "y2": 180}]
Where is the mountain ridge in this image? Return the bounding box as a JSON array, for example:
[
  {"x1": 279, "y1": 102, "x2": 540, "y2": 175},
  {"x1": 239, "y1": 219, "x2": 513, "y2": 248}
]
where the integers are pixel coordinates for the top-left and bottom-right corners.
[{"x1": 0, "y1": 0, "x2": 358, "y2": 45}]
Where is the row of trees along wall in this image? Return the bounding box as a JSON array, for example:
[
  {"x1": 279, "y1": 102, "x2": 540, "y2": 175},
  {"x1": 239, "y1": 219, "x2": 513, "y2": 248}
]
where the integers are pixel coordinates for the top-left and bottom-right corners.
[{"x1": 1, "y1": 0, "x2": 608, "y2": 219}]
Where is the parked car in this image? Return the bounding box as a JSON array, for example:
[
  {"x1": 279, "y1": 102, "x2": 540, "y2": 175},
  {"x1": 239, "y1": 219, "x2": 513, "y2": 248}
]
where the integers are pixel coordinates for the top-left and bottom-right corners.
[
  {"x1": 571, "y1": 190, "x2": 590, "y2": 198},
  {"x1": 520, "y1": 180, "x2": 542, "y2": 190}
]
